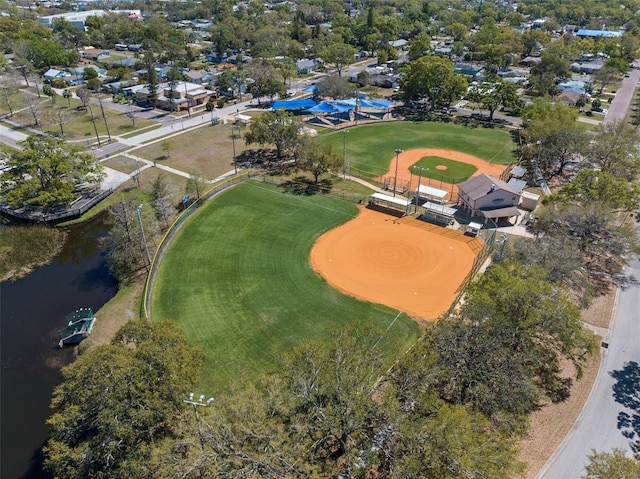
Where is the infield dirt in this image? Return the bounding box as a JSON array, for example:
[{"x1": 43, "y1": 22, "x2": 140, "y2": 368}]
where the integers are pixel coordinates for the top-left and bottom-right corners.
[
  {"x1": 381, "y1": 148, "x2": 507, "y2": 191},
  {"x1": 310, "y1": 207, "x2": 483, "y2": 320}
]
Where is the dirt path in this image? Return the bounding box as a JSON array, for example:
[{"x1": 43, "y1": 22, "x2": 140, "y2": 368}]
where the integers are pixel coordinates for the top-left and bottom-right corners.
[{"x1": 310, "y1": 207, "x2": 482, "y2": 320}]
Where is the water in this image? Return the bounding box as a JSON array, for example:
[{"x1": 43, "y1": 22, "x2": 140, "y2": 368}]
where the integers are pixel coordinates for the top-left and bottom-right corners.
[{"x1": 1, "y1": 215, "x2": 117, "y2": 478}]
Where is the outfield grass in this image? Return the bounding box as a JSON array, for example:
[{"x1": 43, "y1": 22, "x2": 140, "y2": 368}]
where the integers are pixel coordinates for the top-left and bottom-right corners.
[
  {"x1": 151, "y1": 181, "x2": 422, "y2": 391},
  {"x1": 318, "y1": 122, "x2": 516, "y2": 179},
  {"x1": 414, "y1": 156, "x2": 478, "y2": 184}
]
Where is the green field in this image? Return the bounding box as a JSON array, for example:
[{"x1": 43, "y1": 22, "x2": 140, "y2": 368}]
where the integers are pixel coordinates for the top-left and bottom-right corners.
[
  {"x1": 318, "y1": 122, "x2": 515, "y2": 179},
  {"x1": 151, "y1": 182, "x2": 422, "y2": 391},
  {"x1": 413, "y1": 156, "x2": 478, "y2": 184}
]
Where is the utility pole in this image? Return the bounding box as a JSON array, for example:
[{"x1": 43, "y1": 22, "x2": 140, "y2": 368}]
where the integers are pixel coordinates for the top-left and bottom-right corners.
[
  {"x1": 135, "y1": 204, "x2": 152, "y2": 268},
  {"x1": 97, "y1": 95, "x2": 111, "y2": 143}
]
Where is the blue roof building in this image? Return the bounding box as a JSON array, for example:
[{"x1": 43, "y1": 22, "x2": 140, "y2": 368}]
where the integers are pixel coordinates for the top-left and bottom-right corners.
[{"x1": 575, "y1": 29, "x2": 622, "y2": 38}]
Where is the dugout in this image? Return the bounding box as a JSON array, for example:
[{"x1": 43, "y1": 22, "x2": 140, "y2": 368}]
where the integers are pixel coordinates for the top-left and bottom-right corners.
[
  {"x1": 416, "y1": 185, "x2": 448, "y2": 204},
  {"x1": 369, "y1": 192, "x2": 411, "y2": 215},
  {"x1": 419, "y1": 201, "x2": 457, "y2": 227}
]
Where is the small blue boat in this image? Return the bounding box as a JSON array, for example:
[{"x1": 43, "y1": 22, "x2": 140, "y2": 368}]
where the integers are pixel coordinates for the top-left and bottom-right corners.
[{"x1": 58, "y1": 308, "x2": 96, "y2": 348}]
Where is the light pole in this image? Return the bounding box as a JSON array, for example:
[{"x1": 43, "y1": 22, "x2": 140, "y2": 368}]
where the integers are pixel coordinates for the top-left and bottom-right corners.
[
  {"x1": 184, "y1": 392, "x2": 214, "y2": 451},
  {"x1": 342, "y1": 129, "x2": 350, "y2": 179},
  {"x1": 498, "y1": 233, "x2": 508, "y2": 262},
  {"x1": 135, "y1": 204, "x2": 152, "y2": 268},
  {"x1": 393, "y1": 148, "x2": 403, "y2": 197},
  {"x1": 97, "y1": 95, "x2": 111, "y2": 143},
  {"x1": 231, "y1": 124, "x2": 240, "y2": 174},
  {"x1": 88, "y1": 105, "x2": 101, "y2": 147}
]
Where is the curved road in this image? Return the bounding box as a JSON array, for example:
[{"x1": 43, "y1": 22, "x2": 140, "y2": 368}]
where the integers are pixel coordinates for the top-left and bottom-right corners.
[{"x1": 537, "y1": 249, "x2": 640, "y2": 478}]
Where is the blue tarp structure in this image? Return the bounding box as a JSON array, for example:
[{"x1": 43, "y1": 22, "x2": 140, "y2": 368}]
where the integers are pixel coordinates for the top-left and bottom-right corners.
[
  {"x1": 303, "y1": 84, "x2": 318, "y2": 92},
  {"x1": 360, "y1": 99, "x2": 392, "y2": 109},
  {"x1": 306, "y1": 101, "x2": 355, "y2": 114},
  {"x1": 272, "y1": 98, "x2": 317, "y2": 110},
  {"x1": 306, "y1": 102, "x2": 339, "y2": 113}
]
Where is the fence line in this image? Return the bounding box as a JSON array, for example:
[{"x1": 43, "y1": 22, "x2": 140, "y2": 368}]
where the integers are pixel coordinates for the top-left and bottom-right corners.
[{"x1": 142, "y1": 172, "x2": 249, "y2": 319}]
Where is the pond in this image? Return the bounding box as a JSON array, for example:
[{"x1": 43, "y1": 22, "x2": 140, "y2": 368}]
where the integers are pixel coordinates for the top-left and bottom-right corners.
[{"x1": 1, "y1": 214, "x2": 116, "y2": 478}]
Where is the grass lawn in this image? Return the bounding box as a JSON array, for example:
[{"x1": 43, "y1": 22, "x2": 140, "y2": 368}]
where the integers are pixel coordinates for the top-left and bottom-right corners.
[
  {"x1": 9, "y1": 97, "x2": 156, "y2": 141},
  {"x1": 317, "y1": 122, "x2": 516, "y2": 180},
  {"x1": 413, "y1": 156, "x2": 478, "y2": 184},
  {"x1": 132, "y1": 122, "x2": 249, "y2": 180},
  {"x1": 151, "y1": 181, "x2": 422, "y2": 391}
]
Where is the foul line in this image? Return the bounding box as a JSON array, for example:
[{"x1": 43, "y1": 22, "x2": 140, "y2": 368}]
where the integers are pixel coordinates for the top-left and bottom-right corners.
[{"x1": 372, "y1": 311, "x2": 403, "y2": 349}]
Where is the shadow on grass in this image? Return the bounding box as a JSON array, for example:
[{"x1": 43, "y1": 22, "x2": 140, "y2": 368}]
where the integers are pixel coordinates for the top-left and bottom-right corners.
[{"x1": 281, "y1": 176, "x2": 332, "y2": 196}]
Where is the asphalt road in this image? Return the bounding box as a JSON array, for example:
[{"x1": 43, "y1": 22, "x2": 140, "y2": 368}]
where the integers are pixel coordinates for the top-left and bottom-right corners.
[
  {"x1": 603, "y1": 64, "x2": 640, "y2": 124},
  {"x1": 537, "y1": 249, "x2": 640, "y2": 478}
]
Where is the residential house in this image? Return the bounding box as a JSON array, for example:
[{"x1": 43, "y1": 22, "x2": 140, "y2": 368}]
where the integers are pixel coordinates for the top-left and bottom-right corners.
[
  {"x1": 185, "y1": 69, "x2": 214, "y2": 85},
  {"x1": 81, "y1": 48, "x2": 111, "y2": 61},
  {"x1": 135, "y1": 81, "x2": 212, "y2": 112},
  {"x1": 296, "y1": 58, "x2": 323, "y2": 74},
  {"x1": 570, "y1": 59, "x2": 605, "y2": 74},
  {"x1": 457, "y1": 174, "x2": 522, "y2": 223},
  {"x1": 44, "y1": 68, "x2": 67, "y2": 83},
  {"x1": 388, "y1": 39, "x2": 408, "y2": 49}
]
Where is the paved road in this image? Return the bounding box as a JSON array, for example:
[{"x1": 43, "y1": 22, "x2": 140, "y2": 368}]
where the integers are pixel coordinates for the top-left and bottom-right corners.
[
  {"x1": 0, "y1": 123, "x2": 28, "y2": 149},
  {"x1": 604, "y1": 65, "x2": 640, "y2": 124},
  {"x1": 537, "y1": 249, "x2": 640, "y2": 478}
]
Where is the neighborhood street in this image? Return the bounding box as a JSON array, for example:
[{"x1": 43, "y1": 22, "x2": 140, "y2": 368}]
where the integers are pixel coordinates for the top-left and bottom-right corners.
[{"x1": 537, "y1": 248, "x2": 640, "y2": 478}]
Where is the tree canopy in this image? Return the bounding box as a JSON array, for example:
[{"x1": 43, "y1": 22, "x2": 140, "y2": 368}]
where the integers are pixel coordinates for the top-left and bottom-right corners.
[
  {"x1": 244, "y1": 109, "x2": 304, "y2": 159},
  {"x1": 44, "y1": 320, "x2": 204, "y2": 479},
  {"x1": 1, "y1": 136, "x2": 104, "y2": 208}
]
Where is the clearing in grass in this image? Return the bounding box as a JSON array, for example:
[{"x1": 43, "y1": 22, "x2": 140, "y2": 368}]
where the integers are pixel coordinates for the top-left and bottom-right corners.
[{"x1": 151, "y1": 181, "x2": 422, "y2": 391}]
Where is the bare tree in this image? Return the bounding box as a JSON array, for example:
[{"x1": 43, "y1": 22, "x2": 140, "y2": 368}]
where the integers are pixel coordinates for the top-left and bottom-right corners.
[{"x1": 21, "y1": 90, "x2": 42, "y2": 126}]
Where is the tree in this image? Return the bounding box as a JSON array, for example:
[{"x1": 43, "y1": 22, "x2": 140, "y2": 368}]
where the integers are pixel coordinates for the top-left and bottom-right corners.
[
  {"x1": 151, "y1": 174, "x2": 175, "y2": 228},
  {"x1": 534, "y1": 202, "x2": 637, "y2": 278},
  {"x1": 42, "y1": 84, "x2": 56, "y2": 104},
  {"x1": 86, "y1": 77, "x2": 102, "y2": 92},
  {"x1": 296, "y1": 139, "x2": 342, "y2": 184},
  {"x1": 467, "y1": 81, "x2": 520, "y2": 121},
  {"x1": 278, "y1": 324, "x2": 387, "y2": 474},
  {"x1": 63, "y1": 88, "x2": 72, "y2": 107},
  {"x1": 83, "y1": 66, "x2": 98, "y2": 80},
  {"x1": 587, "y1": 120, "x2": 640, "y2": 180},
  {"x1": 43, "y1": 320, "x2": 204, "y2": 479},
  {"x1": 315, "y1": 74, "x2": 354, "y2": 100},
  {"x1": 550, "y1": 170, "x2": 640, "y2": 214},
  {"x1": 428, "y1": 262, "x2": 596, "y2": 431},
  {"x1": 2, "y1": 136, "x2": 104, "y2": 208},
  {"x1": 408, "y1": 33, "x2": 431, "y2": 61},
  {"x1": 582, "y1": 449, "x2": 640, "y2": 479},
  {"x1": 321, "y1": 42, "x2": 356, "y2": 77},
  {"x1": 160, "y1": 140, "x2": 172, "y2": 159},
  {"x1": 248, "y1": 74, "x2": 286, "y2": 103},
  {"x1": 401, "y1": 56, "x2": 466, "y2": 109},
  {"x1": 244, "y1": 109, "x2": 303, "y2": 160},
  {"x1": 76, "y1": 86, "x2": 91, "y2": 110},
  {"x1": 101, "y1": 199, "x2": 157, "y2": 283},
  {"x1": 21, "y1": 89, "x2": 41, "y2": 126},
  {"x1": 185, "y1": 169, "x2": 207, "y2": 201},
  {"x1": 593, "y1": 66, "x2": 619, "y2": 94},
  {"x1": 522, "y1": 99, "x2": 586, "y2": 176}
]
